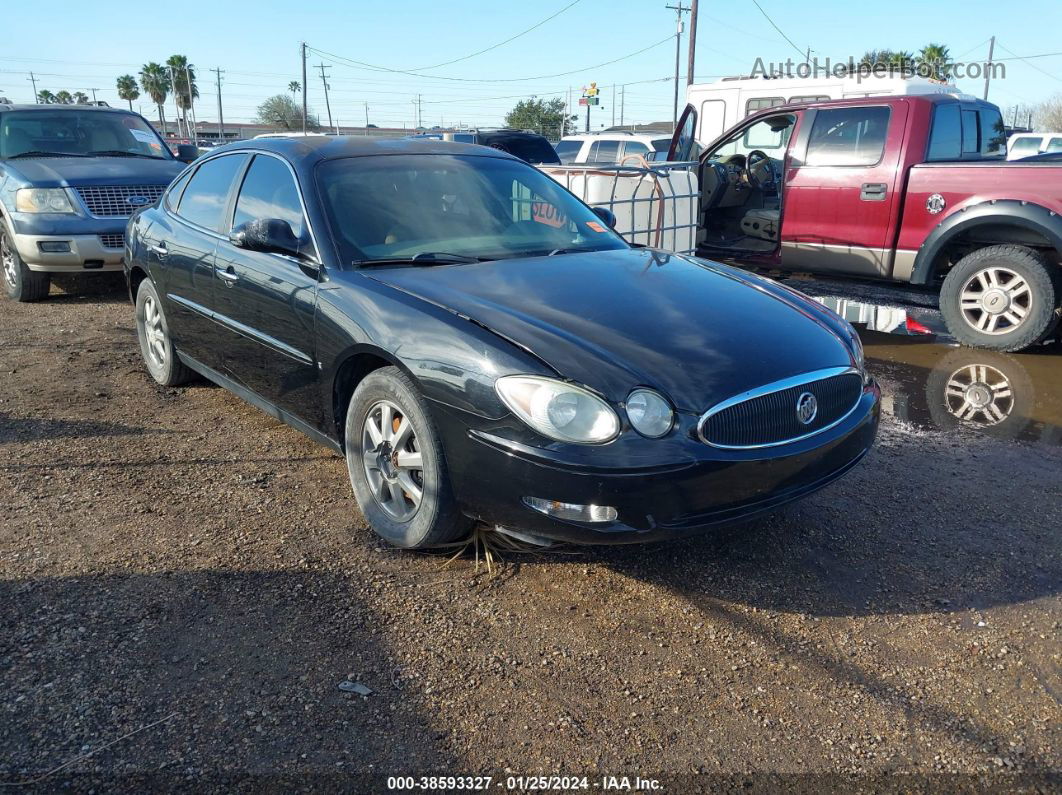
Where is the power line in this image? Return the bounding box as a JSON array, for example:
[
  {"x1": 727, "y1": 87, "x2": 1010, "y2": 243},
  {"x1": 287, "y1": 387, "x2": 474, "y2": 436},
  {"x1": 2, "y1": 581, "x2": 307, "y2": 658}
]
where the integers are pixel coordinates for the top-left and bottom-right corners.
[
  {"x1": 748, "y1": 0, "x2": 807, "y2": 60},
  {"x1": 407, "y1": 0, "x2": 583, "y2": 72},
  {"x1": 308, "y1": 36, "x2": 674, "y2": 83},
  {"x1": 995, "y1": 41, "x2": 1062, "y2": 84}
]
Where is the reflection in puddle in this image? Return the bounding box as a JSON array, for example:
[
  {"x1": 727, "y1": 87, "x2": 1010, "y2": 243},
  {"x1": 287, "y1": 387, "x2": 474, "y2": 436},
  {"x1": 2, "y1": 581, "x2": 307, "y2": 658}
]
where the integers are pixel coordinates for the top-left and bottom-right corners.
[{"x1": 808, "y1": 294, "x2": 1062, "y2": 446}]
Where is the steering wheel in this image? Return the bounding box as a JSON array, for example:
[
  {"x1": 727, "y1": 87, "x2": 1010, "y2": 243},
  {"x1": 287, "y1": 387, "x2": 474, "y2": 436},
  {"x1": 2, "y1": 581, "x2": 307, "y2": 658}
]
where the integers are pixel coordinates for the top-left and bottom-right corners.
[{"x1": 745, "y1": 150, "x2": 773, "y2": 190}]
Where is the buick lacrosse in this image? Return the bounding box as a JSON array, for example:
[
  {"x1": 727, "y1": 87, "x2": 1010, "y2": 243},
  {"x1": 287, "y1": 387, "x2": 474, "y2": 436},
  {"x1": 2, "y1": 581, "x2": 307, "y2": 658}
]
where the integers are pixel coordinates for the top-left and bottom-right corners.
[{"x1": 125, "y1": 137, "x2": 879, "y2": 548}]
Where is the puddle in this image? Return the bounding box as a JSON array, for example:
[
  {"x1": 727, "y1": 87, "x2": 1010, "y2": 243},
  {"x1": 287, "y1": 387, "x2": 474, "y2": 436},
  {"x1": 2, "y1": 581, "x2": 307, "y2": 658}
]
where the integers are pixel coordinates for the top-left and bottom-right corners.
[{"x1": 805, "y1": 291, "x2": 1062, "y2": 446}]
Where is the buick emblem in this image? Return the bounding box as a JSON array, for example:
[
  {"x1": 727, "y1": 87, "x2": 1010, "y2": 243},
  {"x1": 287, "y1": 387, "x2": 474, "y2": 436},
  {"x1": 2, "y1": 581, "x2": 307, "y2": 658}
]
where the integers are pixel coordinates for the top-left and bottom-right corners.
[
  {"x1": 126, "y1": 194, "x2": 149, "y2": 206},
  {"x1": 795, "y1": 392, "x2": 818, "y2": 425},
  {"x1": 925, "y1": 193, "x2": 946, "y2": 214}
]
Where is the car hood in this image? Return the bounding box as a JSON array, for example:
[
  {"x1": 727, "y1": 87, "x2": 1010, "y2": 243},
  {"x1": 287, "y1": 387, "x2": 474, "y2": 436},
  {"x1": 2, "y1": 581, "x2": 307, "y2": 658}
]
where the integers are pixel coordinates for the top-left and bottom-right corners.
[
  {"x1": 365, "y1": 248, "x2": 856, "y2": 413},
  {"x1": 2, "y1": 156, "x2": 184, "y2": 188}
]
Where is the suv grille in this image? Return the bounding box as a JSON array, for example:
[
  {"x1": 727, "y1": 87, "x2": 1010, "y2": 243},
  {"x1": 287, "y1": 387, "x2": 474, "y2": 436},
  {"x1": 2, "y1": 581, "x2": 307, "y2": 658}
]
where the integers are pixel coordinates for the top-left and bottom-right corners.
[
  {"x1": 98, "y1": 233, "x2": 125, "y2": 249},
  {"x1": 74, "y1": 185, "x2": 166, "y2": 218},
  {"x1": 699, "y1": 369, "x2": 863, "y2": 449}
]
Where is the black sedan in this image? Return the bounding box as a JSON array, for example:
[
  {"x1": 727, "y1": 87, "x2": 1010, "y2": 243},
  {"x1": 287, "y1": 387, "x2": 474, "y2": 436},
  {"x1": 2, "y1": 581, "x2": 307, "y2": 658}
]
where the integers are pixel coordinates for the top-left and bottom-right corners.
[{"x1": 125, "y1": 137, "x2": 879, "y2": 548}]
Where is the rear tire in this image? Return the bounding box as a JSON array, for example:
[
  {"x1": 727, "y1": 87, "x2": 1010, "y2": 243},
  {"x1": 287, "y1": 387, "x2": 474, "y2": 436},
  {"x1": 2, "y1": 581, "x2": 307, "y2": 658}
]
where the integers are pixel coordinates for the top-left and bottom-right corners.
[
  {"x1": 344, "y1": 367, "x2": 473, "y2": 549},
  {"x1": 135, "y1": 278, "x2": 193, "y2": 386},
  {"x1": 939, "y1": 245, "x2": 1060, "y2": 352},
  {"x1": 1, "y1": 226, "x2": 51, "y2": 302}
]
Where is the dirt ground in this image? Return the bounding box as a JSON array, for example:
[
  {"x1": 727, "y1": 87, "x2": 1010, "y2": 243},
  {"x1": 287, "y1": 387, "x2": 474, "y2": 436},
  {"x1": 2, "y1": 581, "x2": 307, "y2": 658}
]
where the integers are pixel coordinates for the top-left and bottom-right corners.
[{"x1": 1, "y1": 276, "x2": 1059, "y2": 791}]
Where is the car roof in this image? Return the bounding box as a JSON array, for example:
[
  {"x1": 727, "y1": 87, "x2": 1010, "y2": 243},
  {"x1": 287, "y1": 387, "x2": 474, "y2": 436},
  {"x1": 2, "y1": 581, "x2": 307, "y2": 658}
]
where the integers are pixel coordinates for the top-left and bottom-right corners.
[
  {"x1": 206, "y1": 135, "x2": 523, "y2": 164},
  {"x1": 764, "y1": 93, "x2": 991, "y2": 114},
  {"x1": 0, "y1": 104, "x2": 136, "y2": 114}
]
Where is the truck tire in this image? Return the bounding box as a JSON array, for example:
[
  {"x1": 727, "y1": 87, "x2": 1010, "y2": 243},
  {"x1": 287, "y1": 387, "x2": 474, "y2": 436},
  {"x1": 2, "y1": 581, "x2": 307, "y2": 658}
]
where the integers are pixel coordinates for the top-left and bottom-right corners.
[
  {"x1": 1, "y1": 226, "x2": 51, "y2": 302},
  {"x1": 940, "y1": 245, "x2": 1060, "y2": 352}
]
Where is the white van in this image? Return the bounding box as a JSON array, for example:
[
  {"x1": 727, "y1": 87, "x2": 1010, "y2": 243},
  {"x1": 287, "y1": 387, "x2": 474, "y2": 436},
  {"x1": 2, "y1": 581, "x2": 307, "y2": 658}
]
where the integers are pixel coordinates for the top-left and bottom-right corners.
[
  {"x1": 553, "y1": 132, "x2": 674, "y2": 164},
  {"x1": 687, "y1": 74, "x2": 957, "y2": 146},
  {"x1": 1007, "y1": 132, "x2": 1062, "y2": 160}
]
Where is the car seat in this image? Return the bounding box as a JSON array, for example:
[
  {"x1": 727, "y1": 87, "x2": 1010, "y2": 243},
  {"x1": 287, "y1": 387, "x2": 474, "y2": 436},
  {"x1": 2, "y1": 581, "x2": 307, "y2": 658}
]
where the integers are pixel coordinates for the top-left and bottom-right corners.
[{"x1": 740, "y1": 208, "x2": 779, "y2": 242}]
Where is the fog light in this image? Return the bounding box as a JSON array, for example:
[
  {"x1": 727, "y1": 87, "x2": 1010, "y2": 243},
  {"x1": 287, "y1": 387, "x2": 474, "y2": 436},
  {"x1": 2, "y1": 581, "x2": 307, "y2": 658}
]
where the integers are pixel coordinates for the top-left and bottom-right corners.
[
  {"x1": 38, "y1": 241, "x2": 71, "y2": 253},
  {"x1": 523, "y1": 496, "x2": 617, "y2": 523}
]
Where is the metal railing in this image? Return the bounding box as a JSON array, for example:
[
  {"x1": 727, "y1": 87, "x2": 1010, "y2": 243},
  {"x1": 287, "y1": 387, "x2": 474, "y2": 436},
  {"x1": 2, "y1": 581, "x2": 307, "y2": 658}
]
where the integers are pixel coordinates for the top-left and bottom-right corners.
[{"x1": 538, "y1": 158, "x2": 700, "y2": 255}]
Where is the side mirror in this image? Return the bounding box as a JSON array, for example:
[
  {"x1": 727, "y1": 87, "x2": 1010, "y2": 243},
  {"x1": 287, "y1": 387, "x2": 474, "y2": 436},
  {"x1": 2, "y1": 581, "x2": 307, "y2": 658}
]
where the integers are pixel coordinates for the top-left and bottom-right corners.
[
  {"x1": 230, "y1": 219, "x2": 303, "y2": 259},
  {"x1": 176, "y1": 144, "x2": 199, "y2": 163},
  {"x1": 591, "y1": 206, "x2": 617, "y2": 229}
]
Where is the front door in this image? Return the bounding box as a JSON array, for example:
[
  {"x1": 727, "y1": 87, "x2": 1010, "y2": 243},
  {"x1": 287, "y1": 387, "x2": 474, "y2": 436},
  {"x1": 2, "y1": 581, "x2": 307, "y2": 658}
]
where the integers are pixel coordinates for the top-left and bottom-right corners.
[
  {"x1": 211, "y1": 153, "x2": 322, "y2": 426},
  {"x1": 779, "y1": 102, "x2": 907, "y2": 277}
]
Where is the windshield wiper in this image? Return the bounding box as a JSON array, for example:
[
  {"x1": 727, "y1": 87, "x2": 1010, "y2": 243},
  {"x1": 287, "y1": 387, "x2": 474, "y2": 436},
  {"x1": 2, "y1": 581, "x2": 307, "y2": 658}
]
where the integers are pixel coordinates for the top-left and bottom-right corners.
[
  {"x1": 7, "y1": 150, "x2": 90, "y2": 159},
  {"x1": 89, "y1": 150, "x2": 163, "y2": 159},
  {"x1": 354, "y1": 252, "x2": 489, "y2": 267},
  {"x1": 547, "y1": 247, "x2": 600, "y2": 256}
]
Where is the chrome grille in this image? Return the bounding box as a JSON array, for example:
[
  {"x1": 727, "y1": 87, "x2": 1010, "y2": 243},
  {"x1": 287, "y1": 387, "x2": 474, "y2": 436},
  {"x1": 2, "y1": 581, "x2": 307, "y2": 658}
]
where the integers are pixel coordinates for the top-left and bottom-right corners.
[
  {"x1": 699, "y1": 369, "x2": 863, "y2": 449},
  {"x1": 98, "y1": 233, "x2": 124, "y2": 249},
  {"x1": 74, "y1": 184, "x2": 166, "y2": 218}
]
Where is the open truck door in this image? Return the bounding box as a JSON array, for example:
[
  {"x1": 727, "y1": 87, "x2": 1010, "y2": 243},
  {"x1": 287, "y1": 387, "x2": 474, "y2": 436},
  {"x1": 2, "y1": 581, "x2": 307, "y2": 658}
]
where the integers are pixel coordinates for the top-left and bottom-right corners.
[{"x1": 666, "y1": 105, "x2": 698, "y2": 162}]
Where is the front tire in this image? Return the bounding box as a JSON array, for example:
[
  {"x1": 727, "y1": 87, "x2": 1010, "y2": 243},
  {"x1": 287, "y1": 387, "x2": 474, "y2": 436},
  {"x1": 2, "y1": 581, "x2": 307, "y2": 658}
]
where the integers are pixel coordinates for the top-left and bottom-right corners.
[
  {"x1": 940, "y1": 245, "x2": 1060, "y2": 352},
  {"x1": 135, "y1": 278, "x2": 193, "y2": 386},
  {"x1": 1, "y1": 226, "x2": 50, "y2": 302},
  {"x1": 344, "y1": 367, "x2": 472, "y2": 549}
]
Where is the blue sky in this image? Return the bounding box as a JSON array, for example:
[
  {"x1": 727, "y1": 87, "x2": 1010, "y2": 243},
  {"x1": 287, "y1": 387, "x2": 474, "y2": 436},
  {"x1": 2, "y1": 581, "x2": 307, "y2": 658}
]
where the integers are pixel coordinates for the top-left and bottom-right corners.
[{"x1": 1, "y1": 0, "x2": 1059, "y2": 129}]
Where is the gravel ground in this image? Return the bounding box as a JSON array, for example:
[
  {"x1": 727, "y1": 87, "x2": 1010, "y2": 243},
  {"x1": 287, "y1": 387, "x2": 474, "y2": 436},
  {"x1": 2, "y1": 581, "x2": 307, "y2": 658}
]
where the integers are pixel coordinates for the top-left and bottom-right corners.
[{"x1": 1, "y1": 276, "x2": 1059, "y2": 792}]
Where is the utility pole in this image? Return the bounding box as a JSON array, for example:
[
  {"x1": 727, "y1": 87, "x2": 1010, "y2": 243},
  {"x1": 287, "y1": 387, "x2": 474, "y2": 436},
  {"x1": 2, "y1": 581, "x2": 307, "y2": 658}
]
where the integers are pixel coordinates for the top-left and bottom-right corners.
[
  {"x1": 665, "y1": 3, "x2": 690, "y2": 130},
  {"x1": 315, "y1": 63, "x2": 334, "y2": 132},
  {"x1": 686, "y1": 0, "x2": 698, "y2": 85},
  {"x1": 364, "y1": 102, "x2": 369, "y2": 135},
  {"x1": 211, "y1": 67, "x2": 225, "y2": 141},
  {"x1": 28, "y1": 72, "x2": 38, "y2": 103},
  {"x1": 89, "y1": 87, "x2": 98, "y2": 104},
  {"x1": 620, "y1": 85, "x2": 625, "y2": 127},
  {"x1": 611, "y1": 84, "x2": 616, "y2": 127},
  {"x1": 301, "y1": 42, "x2": 308, "y2": 134},
  {"x1": 184, "y1": 64, "x2": 198, "y2": 147},
  {"x1": 983, "y1": 35, "x2": 995, "y2": 101}
]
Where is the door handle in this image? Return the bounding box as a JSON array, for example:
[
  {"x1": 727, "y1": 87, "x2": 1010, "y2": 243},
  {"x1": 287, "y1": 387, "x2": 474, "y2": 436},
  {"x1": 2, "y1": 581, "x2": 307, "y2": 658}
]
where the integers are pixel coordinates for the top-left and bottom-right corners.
[
  {"x1": 146, "y1": 241, "x2": 167, "y2": 258},
  {"x1": 860, "y1": 182, "x2": 887, "y2": 201},
  {"x1": 215, "y1": 264, "x2": 239, "y2": 285}
]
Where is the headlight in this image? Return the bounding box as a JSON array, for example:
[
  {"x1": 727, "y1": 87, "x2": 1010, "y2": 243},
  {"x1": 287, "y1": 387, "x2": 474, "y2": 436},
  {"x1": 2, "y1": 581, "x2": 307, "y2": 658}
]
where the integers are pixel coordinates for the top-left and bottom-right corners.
[
  {"x1": 495, "y1": 375, "x2": 619, "y2": 444},
  {"x1": 15, "y1": 188, "x2": 76, "y2": 214},
  {"x1": 625, "y1": 388, "x2": 674, "y2": 438}
]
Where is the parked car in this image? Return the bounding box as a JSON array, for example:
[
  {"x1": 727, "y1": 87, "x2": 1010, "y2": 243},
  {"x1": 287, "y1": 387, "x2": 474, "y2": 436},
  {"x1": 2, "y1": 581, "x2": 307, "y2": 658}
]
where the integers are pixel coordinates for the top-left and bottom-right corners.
[
  {"x1": 124, "y1": 137, "x2": 879, "y2": 549},
  {"x1": 554, "y1": 131, "x2": 673, "y2": 164},
  {"x1": 0, "y1": 104, "x2": 190, "y2": 301},
  {"x1": 409, "y1": 129, "x2": 560, "y2": 165},
  {"x1": 1007, "y1": 132, "x2": 1062, "y2": 160},
  {"x1": 664, "y1": 94, "x2": 1062, "y2": 352}
]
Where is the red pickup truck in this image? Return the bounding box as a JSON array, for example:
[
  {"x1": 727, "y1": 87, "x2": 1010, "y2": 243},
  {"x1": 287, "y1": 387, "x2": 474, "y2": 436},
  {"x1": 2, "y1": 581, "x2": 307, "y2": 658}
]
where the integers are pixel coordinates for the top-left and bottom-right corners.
[{"x1": 668, "y1": 94, "x2": 1062, "y2": 351}]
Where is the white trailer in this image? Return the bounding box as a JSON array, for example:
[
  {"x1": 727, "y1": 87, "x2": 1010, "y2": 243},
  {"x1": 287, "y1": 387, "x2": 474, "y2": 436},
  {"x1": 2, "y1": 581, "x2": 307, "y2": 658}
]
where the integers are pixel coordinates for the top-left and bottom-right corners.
[{"x1": 687, "y1": 74, "x2": 956, "y2": 146}]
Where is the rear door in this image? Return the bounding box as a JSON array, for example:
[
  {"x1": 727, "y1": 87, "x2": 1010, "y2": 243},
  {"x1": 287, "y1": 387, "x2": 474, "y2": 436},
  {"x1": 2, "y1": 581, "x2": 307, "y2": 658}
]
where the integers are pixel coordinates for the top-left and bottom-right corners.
[
  {"x1": 779, "y1": 102, "x2": 908, "y2": 277},
  {"x1": 211, "y1": 153, "x2": 322, "y2": 425},
  {"x1": 159, "y1": 153, "x2": 249, "y2": 369}
]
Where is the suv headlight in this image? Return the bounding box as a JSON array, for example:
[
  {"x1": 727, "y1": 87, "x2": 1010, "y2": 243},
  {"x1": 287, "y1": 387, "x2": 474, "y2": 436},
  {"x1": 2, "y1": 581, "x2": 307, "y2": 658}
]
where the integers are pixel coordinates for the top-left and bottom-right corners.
[
  {"x1": 626, "y1": 388, "x2": 674, "y2": 438},
  {"x1": 495, "y1": 375, "x2": 619, "y2": 444},
  {"x1": 15, "y1": 188, "x2": 76, "y2": 214}
]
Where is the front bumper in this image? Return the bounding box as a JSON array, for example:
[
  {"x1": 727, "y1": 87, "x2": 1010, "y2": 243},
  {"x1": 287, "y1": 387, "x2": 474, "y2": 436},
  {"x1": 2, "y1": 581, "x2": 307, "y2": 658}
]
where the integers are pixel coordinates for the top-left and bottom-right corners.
[
  {"x1": 434, "y1": 382, "x2": 881, "y2": 544},
  {"x1": 12, "y1": 231, "x2": 124, "y2": 272}
]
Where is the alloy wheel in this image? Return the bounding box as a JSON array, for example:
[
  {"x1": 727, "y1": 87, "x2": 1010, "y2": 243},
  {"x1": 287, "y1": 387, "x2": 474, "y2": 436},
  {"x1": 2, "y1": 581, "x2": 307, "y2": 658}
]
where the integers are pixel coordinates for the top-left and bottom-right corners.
[
  {"x1": 1, "y1": 234, "x2": 16, "y2": 290},
  {"x1": 361, "y1": 399, "x2": 424, "y2": 521},
  {"x1": 943, "y1": 363, "x2": 1014, "y2": 426},
  {"x1": 142, "y1": 294, "x2": 167, "y2": 368},
  {"x1": 958, "y1": 266, "x2": 1032, "y2": 335}
]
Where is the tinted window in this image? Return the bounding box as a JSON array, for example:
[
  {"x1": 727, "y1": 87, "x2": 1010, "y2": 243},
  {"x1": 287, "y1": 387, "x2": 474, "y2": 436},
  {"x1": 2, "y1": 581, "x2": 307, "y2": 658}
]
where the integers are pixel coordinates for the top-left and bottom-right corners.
[
  {"x1": 979, "y1": 107, "x2": 1006, "y2": 158},
  {"x1": 0, "y1": 109, "x2": 170, "y2": 159},
  {"x1": 1048, "y1": 137, "x2": 1062, "y2": 153},
  {"x1": 926, "y1": 104, "x2": 962, "y2": 161},
  {"x1": 805, "y1": 107, "x2": 890, "y2": 166},
  {"x1": 745, "y1": 97, "x2": 784, "y2": 117},
  {"x1": 165, "y1": 168, "x2": 194, "y2": 211},
  {"x1": 961, "y1": 110, "x2": 979, "y2": 154},
  {"x1": 622, "y1": 141, "x2": 649, "y2": 159},
  {"x1": 232, "y1": 155, "x2": 305, "y2": 238},
  {"x1": 553, "y1": 139, "x2": 582, "y2": 163},
  {"x1": 588, "y1": 140, "x2": 620, "y2": 162},
  {"x1": 651, "y1": 138, "x2": 671, "y2": 152},
  {"x1": 452, "y1": 133, "x2": 475, "y2": 143},
  {"x1": 479, "y1": 134, "x2": 559, "y2": 164},
  {"x1": 176, "y1": 154, "x2": 248, "y2": 230},
  {"x1": 1010, "y1": 137, "x2": 1042, "y2": 156}
]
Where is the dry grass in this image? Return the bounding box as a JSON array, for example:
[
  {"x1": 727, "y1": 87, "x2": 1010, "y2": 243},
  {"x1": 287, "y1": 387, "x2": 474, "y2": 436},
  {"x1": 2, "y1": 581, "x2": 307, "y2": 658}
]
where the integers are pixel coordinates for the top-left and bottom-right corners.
[{"x1": 437, "y1": 524, "x2": 568, "y2": 576}]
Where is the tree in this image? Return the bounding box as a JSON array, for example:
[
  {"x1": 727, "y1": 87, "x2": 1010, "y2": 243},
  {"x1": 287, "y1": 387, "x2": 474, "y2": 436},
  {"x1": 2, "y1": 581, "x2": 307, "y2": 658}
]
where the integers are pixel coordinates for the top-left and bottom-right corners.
[
  {"x1": 255, "y1": 94, "x2": 319, "y2": 131},
  {"x1": 116, "y1": 74, "x2": 140, "y2": 110},
  {"x1": 139, "y1": 62, "x2": 170, "y2": 131},
  {"x1": 859, "y1": 50, "x2": 915, "y2": 74},
  {"x1": 1035, "y1": 95, "x2": 1062, "y2": 132},
  {"x1": 917, "y1": 43, "x2": 952, "y2": 80},
  {"x1": 166, "y1": 55, "x2": 199, "y2": 136},
  {"x1": 54, "y1": 90, "x2": 73, "y2": 105},
  {"x1": 72, "y1": 91, "x2": 90, "y2": 105},
  {"x1": 36, "y1": 90, "x2": 56, "y2": 104},
  {"x1": 504, "y1": 97, "x2": 576, "y2": 139},
  {"x1": 288, "y1": 81, "x2": 301, "y2": 101}
]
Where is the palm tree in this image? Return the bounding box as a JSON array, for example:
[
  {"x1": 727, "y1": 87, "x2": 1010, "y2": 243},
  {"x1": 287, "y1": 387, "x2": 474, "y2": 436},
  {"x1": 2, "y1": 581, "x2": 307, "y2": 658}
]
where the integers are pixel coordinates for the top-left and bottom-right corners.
[
  {"x1": 918, "y1": 43, "x2": 952, "y2": 81},
  {"x1": 139, "y1": 63, "x2": 170, "y2": 132},
  {"x1": 166, "y1": 55, "x2": 199, "y2": 137},
  {"x1": 36, "y1": 89, "x2": 56, "y2": 104},
  {"x1": 116, "y1": 75, "x2": 140, "y2": 110},
  {"x1": 54, "y1": 90, "x2": 73, "y2": 105},
  {"x1": 72, "y1": 91, "x2": 90, "y2": 105},
  {"x1": 288, "y1": 80, "x2": 300, "y2": 102}
]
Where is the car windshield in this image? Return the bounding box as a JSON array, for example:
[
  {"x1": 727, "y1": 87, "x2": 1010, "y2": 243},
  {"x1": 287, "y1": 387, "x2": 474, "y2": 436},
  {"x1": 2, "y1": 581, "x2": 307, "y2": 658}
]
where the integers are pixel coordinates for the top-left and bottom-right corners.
[
  {"x1": 317, "y1": 154, "x2": 629, "y2": 265},
  {"x1": 0, "y1": 110, "x2": 171, "y2": 160}
]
